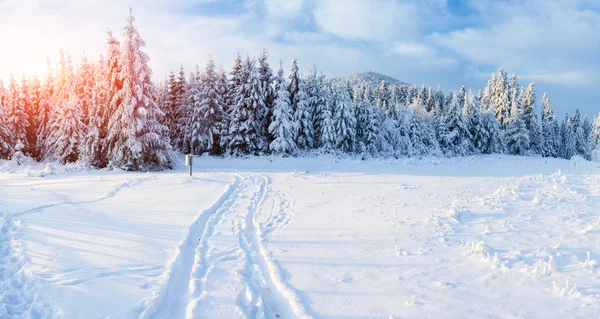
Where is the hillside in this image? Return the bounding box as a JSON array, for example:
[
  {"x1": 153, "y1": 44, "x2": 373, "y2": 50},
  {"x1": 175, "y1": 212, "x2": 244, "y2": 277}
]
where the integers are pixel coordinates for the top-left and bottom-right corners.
[{"x1": 329, "y1": 71, "x2": 410, "y2": 87}]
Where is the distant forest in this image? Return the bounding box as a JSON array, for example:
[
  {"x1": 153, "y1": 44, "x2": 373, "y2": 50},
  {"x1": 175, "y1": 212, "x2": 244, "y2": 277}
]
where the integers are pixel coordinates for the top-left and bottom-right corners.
[{"x1": 0, "y1": 10, "x2": 599, "y2": 171}]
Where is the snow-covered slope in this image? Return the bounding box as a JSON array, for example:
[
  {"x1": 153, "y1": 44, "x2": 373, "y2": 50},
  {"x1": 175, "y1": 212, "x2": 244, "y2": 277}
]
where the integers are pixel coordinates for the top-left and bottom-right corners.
[
  {"x1": 329, "y1": 71, "x2": 409, "y2": 88},
  {"x1": 1, "y1": 155, "x2": 600, "y2": 318}
]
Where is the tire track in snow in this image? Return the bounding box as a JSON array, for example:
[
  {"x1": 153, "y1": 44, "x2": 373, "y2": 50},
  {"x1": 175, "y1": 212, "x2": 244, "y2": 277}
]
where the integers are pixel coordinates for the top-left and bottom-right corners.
[
  {"x1": 230, "y1": 173, "x2": 312, "y2": 319},
  {"x1": 138, "y1": 174, "x2": 242, "y2": 319},
  {"x1": 141, "y1": 173, "x2": 311, "y2": 319}
]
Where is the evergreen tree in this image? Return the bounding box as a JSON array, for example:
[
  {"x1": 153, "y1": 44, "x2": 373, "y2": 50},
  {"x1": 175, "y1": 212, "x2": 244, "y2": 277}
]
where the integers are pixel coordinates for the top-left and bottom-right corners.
[
  {"x1": 333, "y1": 86, "x2": 356, "y2": 152},
  {"x1": 354, "y1": 84, "x2": 378, "y2": 154},
  {"x1": 294, "y1": 80, "x2": 314, "y2": 149},
  {"x1": 5, "y1": 74, "x2": 29, "y2": 158},
  {"x1": 589, "y1": 114, "x2": 600, "y2": 161},
  {"x1": 269, "y1": 62, "x2": 297, "y2": 155},
  {"x1": 439, "y1": 92, "x2": 470, "y2": 156},
  {"x1": 226, "y1": 56, "x2": 263, "y2": 156},
  {"x1": 490, "y1": 69, "x2": 511, "y2": 129},
  {"x1": 0, "y1": 81, "x2": 13, "y2": 158},
  {"x1": 257, "y1": 49, "x2": 274, "y2": 150},
  {"x1": 106, "y1": 9, "x2": 173, "y2": 170},
  {"x1": 540, "y1": 93, "x2": 557, "y2": 157},
  {"x1": 288, "y1": 56, "x2": 300, "y2": 112},
  {"x1": 521, "y1": 82, "x2": 541, "y2": 153},
  {"x1": 190, "y1": 57, "x2": 225, "y2": 155},
  {"x1": 172, "y1": 66, "x2": 190, "y2": 152},
  {"x1": 81, "y1": 31, "x2": 122, "y2": 167},
  {"x1": 463, "y1": 91, "x2": 483, "y2": 154},
  {"x1": 506, "y1": 98, "x2": 530, "y2": 155}
]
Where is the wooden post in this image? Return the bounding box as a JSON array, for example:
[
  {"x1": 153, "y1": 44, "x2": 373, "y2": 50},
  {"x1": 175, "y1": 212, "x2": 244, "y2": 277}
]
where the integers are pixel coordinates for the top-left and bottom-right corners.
[{"x1": 186, "y1": 154, "x2": 193, "y2": 176}]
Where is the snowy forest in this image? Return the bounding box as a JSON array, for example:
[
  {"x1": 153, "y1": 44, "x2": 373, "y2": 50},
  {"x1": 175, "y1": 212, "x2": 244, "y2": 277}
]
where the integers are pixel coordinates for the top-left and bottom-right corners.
[{"x1": 1, "y1": 11, "x2": 599, "y2": 171}]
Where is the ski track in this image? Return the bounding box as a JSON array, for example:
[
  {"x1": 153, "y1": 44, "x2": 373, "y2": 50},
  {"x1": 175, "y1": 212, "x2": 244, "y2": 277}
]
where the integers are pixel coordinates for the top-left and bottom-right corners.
[
  {"x1": 140, "y1": 173, "x2": 311, "y2": 319},
  {"x1": 15, "y1": 176, "x2": 157, "y2": 217}
]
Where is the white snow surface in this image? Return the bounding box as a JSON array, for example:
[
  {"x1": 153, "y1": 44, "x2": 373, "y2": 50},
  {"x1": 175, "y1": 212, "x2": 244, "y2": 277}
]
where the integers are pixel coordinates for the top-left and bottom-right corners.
[{"x1": 1, "y1": 154, "x2": 600, "y2": 318}]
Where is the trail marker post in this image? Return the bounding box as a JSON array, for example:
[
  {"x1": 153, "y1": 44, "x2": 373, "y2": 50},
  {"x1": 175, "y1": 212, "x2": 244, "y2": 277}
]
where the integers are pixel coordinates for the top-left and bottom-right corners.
[{"x1": 186, "y1": 154, "x2": 193, "y2": 176}]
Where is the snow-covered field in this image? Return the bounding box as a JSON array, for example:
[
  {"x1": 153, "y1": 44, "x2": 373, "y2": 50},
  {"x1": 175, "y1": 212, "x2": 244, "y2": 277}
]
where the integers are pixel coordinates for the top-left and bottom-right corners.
[{"x1": 2, "y1": 155, "x2": 600, "y2": 318}]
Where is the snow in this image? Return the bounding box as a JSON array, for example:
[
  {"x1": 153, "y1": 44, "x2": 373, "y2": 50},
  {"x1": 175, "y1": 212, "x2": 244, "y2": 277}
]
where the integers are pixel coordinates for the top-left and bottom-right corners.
[{"x1": 1, "y1": 154, "x2": 600, "y2": 318}]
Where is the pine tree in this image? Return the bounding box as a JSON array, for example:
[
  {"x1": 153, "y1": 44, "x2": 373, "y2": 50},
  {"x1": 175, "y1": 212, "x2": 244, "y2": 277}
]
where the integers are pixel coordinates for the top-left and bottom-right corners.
[
  {"x1": 354, "y1": 84, "x2": 378, "y2": 154},
  {"x1": 0, "y1": 81, "x2": 13, "y2": 159},
  {"x1": 257, "y1": 49, "x2": 274, "y2": 150},
  {"x1": 45, "y1": 77, "x2": 85, "y2": 164},
  {"x1": 333, "y1": 86, "x2": 356, "y2": 152},
  {"x1": 562, "y1": 114, "x2": 576, "y2": 159},
  {"x1": 294, "y1": 80, "x2": 314, "y2": 149},
  {"x1": 288, "y1": 56, "x2": 300, "y2": 112},
  {"x1": 226, "y1": 56, "x2": 262, "y2": 156},
  {"x1": 189, "y1": 57, "x2": 225, "y2": 155},
  {"x1": 439, "y1": 92, "x2": 470, "y2": 156},
  {"x1": 269, "y1": 62, "x2": 297, "y2": 155},
  {"x1": 506, "y1": 98, "x2": 530, "y2": 156},
  {"x1": 312, "y1": 71, "x2": 328, "y2": 146},
  {"x1": 80, "y1": 31, "x2": 121, "y2": 167},
  {"x1": 172, "y1": 66, "x2": 191, "y2": 152},
  {"x1": 521, "y1": 82, "x2": 541, "y2": 153},
  {"x1": 106, "y1": 9, "x2": 173, "y2": 170},
  {"x1": 5, "y1": 74, "x2": 29, "y2": 158},
  {"x1": 589, "y1": 114, "x2": 600, "y2": 161},
  {"x1": 572, "y1": 109, "x2": 589, "y2": 159},
  {"x1": 463, "y1": 91, "x2": 483, "y2": 154},
  {"x1": 35, "y1": 59, "x2": 55, "y2": 160},
  {"x1": 319, "y1": 96, "x2": 336, "y2": 152},
  {"x1": 490, "y1": 69, "x2": 511, "y2": 129},
  {"x1": 540, "y1": 93, "x2": 557, "y2": 157}
]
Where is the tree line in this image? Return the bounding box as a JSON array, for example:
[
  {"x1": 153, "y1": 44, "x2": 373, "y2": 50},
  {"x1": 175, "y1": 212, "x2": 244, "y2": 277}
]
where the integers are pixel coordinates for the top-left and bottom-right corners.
[{"x1": 1, "y1": 10, "x2": 599, "y2": 171}]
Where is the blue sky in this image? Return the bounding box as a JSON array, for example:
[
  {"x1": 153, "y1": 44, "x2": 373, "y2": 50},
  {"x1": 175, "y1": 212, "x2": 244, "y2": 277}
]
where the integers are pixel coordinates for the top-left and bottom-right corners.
[{"x1": 1, "y1": 0, "x2": 599, "y2": 117}]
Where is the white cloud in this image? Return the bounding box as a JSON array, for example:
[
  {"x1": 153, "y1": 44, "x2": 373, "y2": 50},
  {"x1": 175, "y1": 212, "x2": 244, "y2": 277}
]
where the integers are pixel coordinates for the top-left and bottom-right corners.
[{"x1": 313, "y1": 0, "x2": 420, "y2": 42}]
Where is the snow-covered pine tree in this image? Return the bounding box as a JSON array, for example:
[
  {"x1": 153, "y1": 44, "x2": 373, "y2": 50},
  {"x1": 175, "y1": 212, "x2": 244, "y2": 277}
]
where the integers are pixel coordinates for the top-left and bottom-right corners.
[
  {"x1": 480, "y1": 109, "x2": 504, "y2": 154},
  {"x1": 288, "y1": 56, "x2": 300, "y2": 113},
  {"x1": 432, "y1": 84, "x2": 444, "y2": 115},
  {"x1": 333, "y1": 86, "x2": 356, "y2": 153},
  {"x1": 35, "y1": 59, "x2": 55, "y2": 160},
  {"x1": 172, "y1": 66, "x2": 191, "y2": 152},
  {"x1": 376, "y1": 81, "x2": 395, "y2": 119},
  {"x1": 425, "y1": 87, "x2": 435, "y2": 113},
  {"x1": 354, "y1": 83, "x2": 378, "y2": 154},
  {"x1": 0, "y1": 81, "x2": 13, "y2": 159},
  {"x1": 257, "y1": 49, "x2": 274, "y2": 151},
  {"x1": 490, "y1": 69, "x2": 511, "y2": 129},
  {"x1": 226, "y1": 56, "x2": 263, "y2": 156},
  {"x1": 294, "y1": 80, "x2": 314, "y2": 149},
  {"x1": 216, "y1": 65, "x2": 230, "y2": 141},
  {"x1": 319, "y1": 89, "x2": 336, "y2": 152},
  {"x1": 190, "y1": 57, "x2": 225, "y2": 155},
  {"x1": 312, "y1": 72, "x2": 329, "y2": 149},
  {"x1": 521, "y1": 82, "x2": 541, "y2": 153},
  {"x1": 572, "y1": 109, "x2": 589, "y2": 159},
  {"x1": 80, "y1": 31, "x2": 121, "y2": 167},
  {"x1": 463, "y1": 91, "x2": 483, "y2": 154},
  {"x1": 5, "y1": 74, "x2": 30, "y2": 159},
  {"x1": 26, "y1": 74, "x2": 41, "y2": 158},
  {"x1": 540, "y1": 93, "x2": 557, "y2": 157},
  {"x1": 268, "y1": 62, "x2": 297, "y2": 155},
  {"x1": 589, "y1": 114, "x2": 600, "y2": 161},
  {"x1": 45, "y1": 73, "x2": 86, "y2": 164},
  {"x1": 105, "y1": 9, "x2": 173, "y2": 171},
  {"x1": 439, "y1": 91, "x2": 470, "y2": 156},
  {"x1": 505, "y1": 95, "x2": 530, "y2": 156},
  {"x1": 562, "y1": 114, "x2": 576, "y2": 159}
]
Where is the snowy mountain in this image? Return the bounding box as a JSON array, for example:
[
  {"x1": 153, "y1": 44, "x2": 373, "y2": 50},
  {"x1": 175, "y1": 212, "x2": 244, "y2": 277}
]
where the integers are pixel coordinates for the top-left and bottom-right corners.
[{"x1": 329, "y1": 71, "x2": 409, "y2": 87}]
